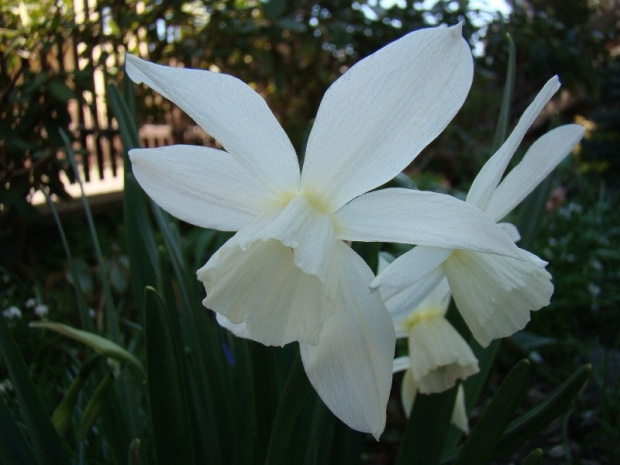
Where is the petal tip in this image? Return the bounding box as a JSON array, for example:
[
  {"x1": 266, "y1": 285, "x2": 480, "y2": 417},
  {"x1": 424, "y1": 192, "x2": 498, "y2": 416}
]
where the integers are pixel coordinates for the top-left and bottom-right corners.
[
  {"x1": 127, "y1": 148, "x2": 140, "y2": 162},
  {"x1": 124, "y1": 54, "x2": 144, "y2": 84},
  {"x1": 450, "y1": 22, "x2": 464, "y2": 36}
]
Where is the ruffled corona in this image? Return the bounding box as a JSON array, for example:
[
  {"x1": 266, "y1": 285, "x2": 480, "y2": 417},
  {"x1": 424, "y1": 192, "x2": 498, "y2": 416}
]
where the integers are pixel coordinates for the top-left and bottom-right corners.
[
  {"x1": 406, "y1": 314, "x2": 479, "y2": 393},
  {"x1": 443, "y1": 249, "x2": 553, "y2": 347}
]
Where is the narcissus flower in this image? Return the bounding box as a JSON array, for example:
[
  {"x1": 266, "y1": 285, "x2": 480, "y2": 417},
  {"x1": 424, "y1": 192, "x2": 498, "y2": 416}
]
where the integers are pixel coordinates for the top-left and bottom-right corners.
[
  {"x1": 388, "y1": 276, "x2": 479, "y2": 394},
  {"x1": 380, "y1": 252, "x2": 477, "y2": 400},
  {"x1": 126, "y1": 24, "x2": 529, "y2": 437},
  {"x1": 373, "y1": 77, "x2": 586, "y2": 347}
]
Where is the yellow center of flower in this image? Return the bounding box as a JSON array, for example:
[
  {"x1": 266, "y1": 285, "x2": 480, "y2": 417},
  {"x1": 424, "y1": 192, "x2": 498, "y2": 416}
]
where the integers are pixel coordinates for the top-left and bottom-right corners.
[{"x1": 400, "y1": 306, "x2": 445, "y2": 332}]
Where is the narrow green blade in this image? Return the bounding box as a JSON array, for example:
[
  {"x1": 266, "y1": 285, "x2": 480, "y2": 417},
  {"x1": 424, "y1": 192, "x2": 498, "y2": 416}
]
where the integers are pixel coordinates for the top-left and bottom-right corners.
[
  {"x1": 522, "y1": 448, "x2": 543, "y2": 465},
  {"x1": 30, "y1": 321, "x2": 144, "y2": 376},
  {"x1": 494, "y1": 364, "x2": 590, "y2": 455},
  {"x1": 303, "y1": 399, "x2": 336, "y2": 465},
  {"x1": 264, "y1": 352, "x2": 312, "y2": 465},
  {"x1": 0, "y1": 395, "x2": 38, "y2": 465},
  {"x1": 0, "y1": 316, "x2": 70, "y2": 465},
  {"x1": 77, "y1": 372, "x2": 114, "y2": 442},
  {"x1": 42, "y1": 190, "x2": 93, "y2": 331},
  {"x1": 144, "y1": 287, "x2": 196, "y2": 465},
  {"x1": 454, "y1": 360, "x2": 531, "y2": 465},
  {"x1": 59, "y1": 129, "x2": 120, "y2": 342},
  {"x1": 52, "y1": 356, "x2": 101, "y2": 437},
  {"x1": 395, "y1": 387, "x2": 458, "y2": 465},
  {"x1": 491, "y1": 33, "x2": 516, "y2": 153}
]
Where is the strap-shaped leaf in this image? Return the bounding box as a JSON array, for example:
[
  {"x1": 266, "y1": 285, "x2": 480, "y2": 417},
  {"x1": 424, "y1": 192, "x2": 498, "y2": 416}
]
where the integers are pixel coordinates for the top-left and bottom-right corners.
[
  {"x1": 0, "y1": 316, "x2": 70, "y2": 465},
  {"x1": 29, "y1": 321, "x2": 144, "y2": 376},
  {"x1": 59, "y1": 129, "x2": 121, "y2": 342},
  {"x1": 494, "y1": 364, "x2": 590, "y2": 455},
  {"x1": 0, "y1": 388, "x2": 38, "y2": 465},
  {"x1": 52, "y1": 356, "x2": 101, "y2": 437},
  {"x1": 264, "y1": 352, "x2": 312, "y2": 465},
  {"x1": 491, "y1": 33, "x2": 516, "y2": 153},
  {"x1": 77, "y1": 372, "x2": 114, "y2": 442},
  {"x1": 395, "y1": 386, "x2": 458, "y2": 465},
  {"x1": 454, "y1": 359, "x2": 531, "y2": 465},
  {"x1": 522, "y1": 448, "x2": 544, "y2": 465},
  {"x1": 144, "y1": 286, "x2": 196, "y2": 465},
  {"x1": 42, "y1": 189, "x2": 93, "y2": 331}
]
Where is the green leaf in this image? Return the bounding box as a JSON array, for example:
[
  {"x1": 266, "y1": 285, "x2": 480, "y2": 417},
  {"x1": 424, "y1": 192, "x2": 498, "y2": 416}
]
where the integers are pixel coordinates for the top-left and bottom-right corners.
[
  {"x1": 0, "y1": 394, "x2": 38, "y2": 465},
  {"x1": 107, "y1": 83, "x2": 141, "y2": 151},
  {"x1": 510, "y1": 331, "x2": 556, "y2": 352},
  {"x1": 463, "y1": 339, "x2": 501, "y2": 412},
  {"x1": 494, "y1": 364, "x2": 590, "y2": 455},
  {"x1": 491, "y1": 33, "x2": 516, "y2": 153},
  {"x1": 522, "y1": 448, "x2": 543, "y2": 465},
  {"x1": 52, "y1": 356, "x2": 101, "y2": 437},
  {"x1": 77, "y1": 372, "x2": 114, "y2": 442},
  {"x1": 108, "y1": 82, "x2": 159, "y2": 316},
  {"x1": 144, "y1": 287, "x2": 196, "y2": 465},
  {"x1": 29, "y1": 321, "x2": 144, "y2": 376},
  {"x1": 48, "y1": 80, "x2": 74, "y2": 102},
  {"x1": 0, "y1": 315, "x2": 70, "y2": 465},
  {"x1": 444, "y1": 338, "x2": 501, "y2": 454},
  {"x1": 264, "y1": 352, "x2": 312, "y2": 465},
  {"x1": 454, "y1": 360, "x2": 531, "y2": 465},
  {"x1": 301, "y1": 396, "x2": 336, "y2": 465},
  {"x1": 395, "y1": 387, "x2": 458, "y2": 465},
  {"x1": 328, "y1": 418, "x2": 361, "y2": 465},
  {"x1": 128, "y1": 438, "x2": 141, "y2": 465},
  {"x1": 249, "y1": 343, "x2": 278, "y2": 464},
  {"x1": 60, "y1": 129, "x2": 121, "y2": 342},
  {"x1": 42, "y1": 190, "x2": 93, "y2": 331},
  {"x1": 515, "y1": 175, "x2": 553, "y2": 251}
]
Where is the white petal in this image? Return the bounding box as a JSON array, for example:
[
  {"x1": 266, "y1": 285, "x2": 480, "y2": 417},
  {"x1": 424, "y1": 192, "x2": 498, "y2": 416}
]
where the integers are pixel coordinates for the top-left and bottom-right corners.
[
  {"x1": 443, "y1": 249, "x2": 553, "y2": 347},
  {"x1": 466, "y1": 77, "x2": 561, "y2": 212},
  {"x1": 300, "y1": 24, "x2": 473, "y2": 209},
  {"x1": 485, "y1": 124, "x2": 586, "y2": 221},
  {"x1": 216, "y1": 313, "x2": 250, "y2": 339},
  {"x1": 129, "y1": 145, "x2": 271, "y2": 231},
  {"x1": 499, "y1": 222, "x2": 521, "y2": 243},
  {"x1": 198, "y1": 235, "x2": 333, "y2": 347},
  {"x1": 337, "y1": 188, "x2": 524, "y2": 259},
  {"x1": 300, "y1": 242, "x2": 395, "y2": 440},
  {"x1": 451, "y1": 385, "x2": 469, "y2": 433},
  {"x1": 377, "y1": 251, "x2": 395, "y2": 274},
  {"x1": 393, "y1": 356, "x2": 411, "y2": 373},
  {"x1": 125, "y1": 54, "x2": 300, "y2": 195},
  {"x1": 401, "y1": 368, "x2": 417, "y2": 417},
  {"x1": 373, "y1": 245, "x2": 451, "y2": 291},
  {"x1": 235, "y1": 195, "x2": 338, "y2": 281},
  {"x1": 408, "y1": 315, "x2": 479, "y2": 393},
  {"x1": 408, "y1": 276, "x2": 452, "y2": 319},
  {"x1": 386, "y1": 267, "x2": 447, "y2": 326}
]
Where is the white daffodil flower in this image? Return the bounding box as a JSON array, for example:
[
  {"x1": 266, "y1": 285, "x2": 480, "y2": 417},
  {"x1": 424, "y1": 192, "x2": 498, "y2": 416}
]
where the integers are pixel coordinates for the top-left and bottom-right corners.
[
  {"x1": 391, "y1": 277, "x2": 479, "y2": 393},
  {"x1": 374, "y1": 77, "x2": 586, "y2": 348},
  {"x1": 126, "y1": 24, "x2": 531, "y2": 438},
  {"x1": 380, "y1": 250, "x2": 478, "y2": 394}
]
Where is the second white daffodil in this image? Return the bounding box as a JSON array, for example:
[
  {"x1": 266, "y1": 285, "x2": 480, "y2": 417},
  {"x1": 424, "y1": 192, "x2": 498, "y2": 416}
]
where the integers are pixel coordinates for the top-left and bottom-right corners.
[{"x1": 373, "y1": 77, "x2": 586, "y2": 347}]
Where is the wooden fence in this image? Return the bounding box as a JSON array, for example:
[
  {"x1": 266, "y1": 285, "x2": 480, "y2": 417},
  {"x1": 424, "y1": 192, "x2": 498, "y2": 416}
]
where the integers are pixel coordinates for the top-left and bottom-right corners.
[{"x1": 26, "y1": 0, "x2": 220, "y2": 205}]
